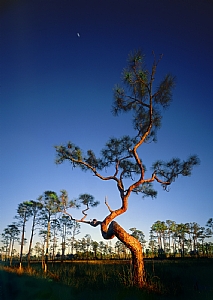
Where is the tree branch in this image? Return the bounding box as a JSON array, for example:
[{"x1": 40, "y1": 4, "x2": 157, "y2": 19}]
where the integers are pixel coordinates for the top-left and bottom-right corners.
[
  {"x1": 66, "y1": 151, "x2": 121, "y2": 184},
  {"x1": 154, "y1": 174, "x2": 171, "y2": 186},
  {"x1": 81, "y1": 204, "x2": 89, "y2": 221},
  {"x1": 60, "y1": 207, "x2": 102, "y2": 227},
  {"x1": 105, "y1": 196, "x2": 113, "y2": 213}
]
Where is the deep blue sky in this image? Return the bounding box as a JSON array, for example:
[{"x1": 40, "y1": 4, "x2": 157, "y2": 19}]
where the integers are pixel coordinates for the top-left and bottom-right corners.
[{"x1": 1, "y1": 0, "x2": 213, "y2": 246}]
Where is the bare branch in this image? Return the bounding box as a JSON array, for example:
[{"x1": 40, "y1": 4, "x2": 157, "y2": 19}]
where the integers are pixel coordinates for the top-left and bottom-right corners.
[
  {"x1": 59, "y1": 206, "x2": 101, "y2": 227},
  {"x1": 81, "y1": 204, "x2": 89, "y2": 221},
  {"x1": 105, "y1": 196, "x2": 113, "y2": 213}
]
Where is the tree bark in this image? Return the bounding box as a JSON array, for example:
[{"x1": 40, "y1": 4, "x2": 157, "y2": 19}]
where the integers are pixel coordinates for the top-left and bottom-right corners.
[
  {"x1": 27, "y1": 214, "x2": 36, "y2": 267},
  {"x1": 10, "y1": 239, "x2": 14, "y2": 267},
  {"x1": 19, "y1": 214, "x2": 26, "y2": 270},
  {"x1": 101, "y1": 220, "x2": 145, "y2": 288},
  {"x1": 45, "y1": 217, "x2": 51, "y2": 272}
]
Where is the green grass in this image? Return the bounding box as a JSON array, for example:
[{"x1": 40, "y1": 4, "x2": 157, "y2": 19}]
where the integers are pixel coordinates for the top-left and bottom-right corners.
[{"x1": 1, "y1": 259, "x2": 213, "y2": 300}]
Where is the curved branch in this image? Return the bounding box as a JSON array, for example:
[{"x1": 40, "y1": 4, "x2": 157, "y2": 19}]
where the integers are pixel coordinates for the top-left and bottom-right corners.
[
  {"x1": 60, "y1": 208, "x2": 102, "y2": 227},
  {"x1": 81, "y1": 204, "x2": 89, "y2": 221},
  {"x1": 127, "y1": 87, "x2": 153, "y2": 194},
  {"x1": 68, "y1": 154, "x2": 122, "y2": 185},
  {"x1": 100, "y1": 194, "x2": 129, "y2": 241},
  {"x1": 154, "y1": 174, "x2": 171, "y2": 186}
]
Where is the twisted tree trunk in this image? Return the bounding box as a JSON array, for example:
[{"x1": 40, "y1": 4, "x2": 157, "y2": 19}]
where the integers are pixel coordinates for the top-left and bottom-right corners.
[
  {"x1": 62, "y1": 197, "x2": 145, "y2": 287},
  {"x1": 101, "y1": 220, "x2": 145, "y2": 288}
]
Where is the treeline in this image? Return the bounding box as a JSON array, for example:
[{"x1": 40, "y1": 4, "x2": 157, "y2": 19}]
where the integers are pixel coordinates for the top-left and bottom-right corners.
[
  {"x1": 0, "y1": 191, "x2": 83, "y2": 270},
  {"x1": 1, "y1": 193, "x2": 213, "y2": 268},
  {"x1": 149, "y1": 219, "x2": 213, "y2": 258}
]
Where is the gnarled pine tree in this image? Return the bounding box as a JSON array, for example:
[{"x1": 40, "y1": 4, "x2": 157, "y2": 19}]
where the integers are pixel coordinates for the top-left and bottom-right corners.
[{"x1": 55, "y1": 50, "x2": 199, "y2": 288}]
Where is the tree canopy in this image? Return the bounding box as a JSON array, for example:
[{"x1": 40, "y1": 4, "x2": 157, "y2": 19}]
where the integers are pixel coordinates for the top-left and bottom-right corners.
[{"x1": 55, "y1": 50, "x2": 199, "y2": 200}]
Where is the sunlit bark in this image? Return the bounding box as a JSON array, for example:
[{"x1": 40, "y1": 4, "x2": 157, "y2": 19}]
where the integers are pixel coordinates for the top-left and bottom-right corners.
[{"x1": 103, "y1": 220, "x2": 144, "y2": 287}]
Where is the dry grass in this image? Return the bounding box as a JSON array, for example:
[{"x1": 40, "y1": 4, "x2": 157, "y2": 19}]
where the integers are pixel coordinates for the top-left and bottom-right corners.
[{"x1": 1, "y1": 259, "x2": 213, "y2": 299}]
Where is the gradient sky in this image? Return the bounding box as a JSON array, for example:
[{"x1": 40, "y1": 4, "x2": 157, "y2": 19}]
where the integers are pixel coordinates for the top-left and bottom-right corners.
[{"x1": 1, "y1": 0, "x2": 213, "y2": 247}]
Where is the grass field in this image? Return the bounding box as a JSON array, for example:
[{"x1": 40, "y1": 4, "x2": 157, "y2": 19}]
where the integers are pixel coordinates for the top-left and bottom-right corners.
[{"x1": 1, "y1": 259, "x2": 213, "y2": 300}]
